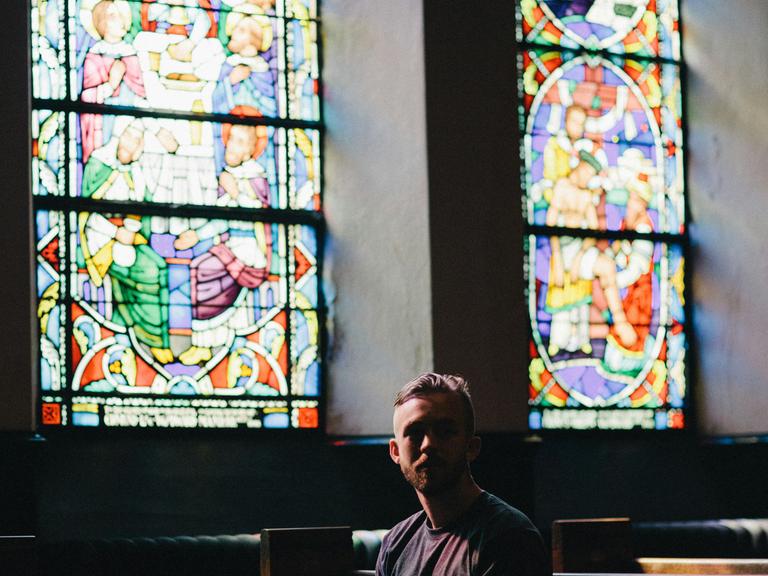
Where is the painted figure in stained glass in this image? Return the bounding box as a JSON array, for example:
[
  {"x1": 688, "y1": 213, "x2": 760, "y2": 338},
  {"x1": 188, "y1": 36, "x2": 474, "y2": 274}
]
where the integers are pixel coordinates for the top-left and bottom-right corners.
[
  {"x1": 532, "y1": 244, "x2": 664, "y2": 410},
  {"x1": 133, "y1": 0, "x2": 225, "y2": 113},
  {"x1": 529, "y1": 148, "x2": 669, "y2": 408},
  {"x1": 545, "y1": 149, "x2": 637, "y2": 356},
  {"x1": 78, "y1": 212, "x2": 169, "y2": 355},
  {"x1": 182, "y1": 220, "x2": 272, "y2": 360},
  {"x1": 75, "y1": 212, "x2": 285, "y2": 394},
  {"x1": 82, "y1": 118, "x2": 147, "y2": 201},
  {"x1": 213, "y1": 10, "x2": 278, "y2": 117},
  {"x1": 77, "y1": 2, "x2": 185, "y2": 163},
  {"x1": 77, "y1": 116, "x2": 277, "y2": 378},
  {"x1": 540, "y1": 105, "x2": 609, "y2": 203},
  {"x1": 527, "y1": 55, "x2": 661, "y2": 233},
  {"x1": 80, "y1": 1, "x2": 144, "y2": 106},
  {"x1": 78, "y1": 115, "x2": 213, "y2": 205},
  {"x1": 600, "y1": 148, "x2": 656, "y2": 376},
  {"x1": 79, "y1": 126, "x2": 168, "y2": 356},
  {"x1": 217, "y1": 114, "x2": 270, "y2": 207},
  {"x1": 79, "y1": 0, "x2": 146, "y2": 162},
  {"x1": 75, "y1": 112, "x2": 281, "y2": 209}
]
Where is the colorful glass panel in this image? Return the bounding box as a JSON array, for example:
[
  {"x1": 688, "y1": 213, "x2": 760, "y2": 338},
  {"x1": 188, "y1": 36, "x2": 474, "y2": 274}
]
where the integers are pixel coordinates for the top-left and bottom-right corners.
[
  {"x1": 292, "y1": 400, "x2": 319, "y2": 428},
  {"x1": 64, "y1": 0, "x2": 319, "y2": 120},
  {"x1": 517, "y1": 0, "x2": 686, "y2": 431},
  {"x1": 291, "y1": 310, "x2": 319, "y2": 396},
  {"x1": 36, "y1": 210, "x2": 67, "y2": 395},
  {"x1": 288, "y1": 127, "x2": 321, "y2": 210},
  {"x1": 31, "y1": 0, "x2": 323, "y2": 430},
  {"x1": 285, "y1": 0, "x2": 317, "y2": 20},
  {"x1": 527, "y1": 235, "x2": 685, "y2": 430},
  {"x1": 517, "y1": 0, "x2": 680, "y2": 61},
  {"x1": 520, "y1": 48, "x2": 684, "y2": 234},
  {"x1": 286, "y1": 18, "x2": 319, "y2": 120},
  {"x1": 289, "y1": 213, "x2": 317, "y2": 309},
  {"x1": 32, "y1": 110, "x2": 321, "y2": 211},
  {"x1": 37, "y1": 210, "x2": 319, "y2": 429},
  {"x1": 31, "y1": 0, "x2": 67, "y2": 100},
  {"x1": 33, "y1": 110, "x2": 67, "y2": 197},
  {"x1": 68, "y1": 111, "x2": 286, "y2": 208}
]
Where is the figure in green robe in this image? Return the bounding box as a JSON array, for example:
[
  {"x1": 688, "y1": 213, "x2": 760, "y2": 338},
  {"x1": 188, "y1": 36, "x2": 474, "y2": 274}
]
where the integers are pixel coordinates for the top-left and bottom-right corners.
[{"x1": 79, "y1": 122, "x2": 173, "y2": 362}]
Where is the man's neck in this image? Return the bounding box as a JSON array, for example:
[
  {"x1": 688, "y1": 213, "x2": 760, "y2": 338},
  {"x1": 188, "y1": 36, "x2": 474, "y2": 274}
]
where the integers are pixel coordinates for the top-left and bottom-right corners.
[{"x1": 417, "y1": 474, "x2": 483, "y2": 530}]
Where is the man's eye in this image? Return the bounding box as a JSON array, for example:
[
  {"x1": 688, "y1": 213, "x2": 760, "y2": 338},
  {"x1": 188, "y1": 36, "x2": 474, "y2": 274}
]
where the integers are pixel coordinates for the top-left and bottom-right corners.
[{"x1": 435, "y1": 425, "x2": 457, "y2": 437}]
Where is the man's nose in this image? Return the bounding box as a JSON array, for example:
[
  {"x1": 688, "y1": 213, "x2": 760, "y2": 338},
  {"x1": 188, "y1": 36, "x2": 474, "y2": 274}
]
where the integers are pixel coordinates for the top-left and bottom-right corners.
[{"x1": 420, "y1": 431, "x2": 436, "y2": 453}]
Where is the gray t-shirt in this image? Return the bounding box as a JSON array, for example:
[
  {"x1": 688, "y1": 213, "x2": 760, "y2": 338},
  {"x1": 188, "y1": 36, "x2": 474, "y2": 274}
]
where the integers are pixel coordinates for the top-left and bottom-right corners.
[{"x1": 376, "y1": 491, "x2": 548, "y2": 576}]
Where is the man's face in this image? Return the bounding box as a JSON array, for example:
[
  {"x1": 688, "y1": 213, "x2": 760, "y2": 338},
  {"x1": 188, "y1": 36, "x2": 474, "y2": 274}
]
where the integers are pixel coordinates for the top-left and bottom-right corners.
[
  {"x1": 224, "y1": 125, "x2": 257, "y2": 167},
  {"x1": 625, "y1": 188, "x2": 649, "y2": 223},
  {"x1": 389, "y1": 392, "x2": 479, "y2": 496},
  {"x1": 248, "y1": 0, "x2": 275, "y2": 11},
  {"x1": 228, "y1": 18, "x2": 263, "y2": 56},
  {"x1": 565, "y1": 107, "x2": 587, "y2": 141},
  {"x1": 570, "y1": 160, "x2": 597, "y2": 188},
  {"x1": 94, "y1": 2, "x2": 128, "y2": 43},
  {"x1": 116, "y1": 127, "x2": 144, "y2": 165}
]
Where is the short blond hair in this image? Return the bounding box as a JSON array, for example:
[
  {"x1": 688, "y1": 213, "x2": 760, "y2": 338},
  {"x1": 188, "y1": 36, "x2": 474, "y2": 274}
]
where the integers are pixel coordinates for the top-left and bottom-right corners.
[{"x1": 394, "y1": 373, "x2": 475, "y2": 435}]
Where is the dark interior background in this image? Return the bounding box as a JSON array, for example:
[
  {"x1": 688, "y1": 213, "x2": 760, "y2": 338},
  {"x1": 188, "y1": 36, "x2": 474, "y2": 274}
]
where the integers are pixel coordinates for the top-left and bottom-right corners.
[
  {"x1": 1, "y1": 0, "x2": 767, "y2": 544},
  {"x1": 2, "y1": 432, "x2": 768, "y2": 541}
]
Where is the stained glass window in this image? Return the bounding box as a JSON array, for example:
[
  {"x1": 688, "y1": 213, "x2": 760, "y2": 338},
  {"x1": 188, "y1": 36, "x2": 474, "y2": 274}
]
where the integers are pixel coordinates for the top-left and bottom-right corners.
[
  {"x1": 517, "y1": 0, "x2": 687, "y2": 430},
  {"x1": 32, "y1": 0, "x2": 322, "y2": 429}
]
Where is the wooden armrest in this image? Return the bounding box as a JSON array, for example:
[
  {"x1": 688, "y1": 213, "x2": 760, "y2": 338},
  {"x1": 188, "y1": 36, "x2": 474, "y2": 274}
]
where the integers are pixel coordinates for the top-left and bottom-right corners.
[
  {"x1": 552, "y1": 518, "x2": 634, "y2": 573},
  {"x1": 637, "y1": 557, "x2": 768, "y2": 574},
  {"x1": 261, "y1": 526, "x2": 353, "y2": 576}
]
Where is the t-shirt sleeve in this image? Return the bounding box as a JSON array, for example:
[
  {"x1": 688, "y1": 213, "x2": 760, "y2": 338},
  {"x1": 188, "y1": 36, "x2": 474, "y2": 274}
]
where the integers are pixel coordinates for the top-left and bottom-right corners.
[
  {"x1": 375, "y1": 548, "x2": 386, "y2": 576},
  {"x1": 375, "y1": 530, "x2": 392, "y2": 576},
  {"x1": 476, "y1": 527, "x2": 550, "y2": 576}
]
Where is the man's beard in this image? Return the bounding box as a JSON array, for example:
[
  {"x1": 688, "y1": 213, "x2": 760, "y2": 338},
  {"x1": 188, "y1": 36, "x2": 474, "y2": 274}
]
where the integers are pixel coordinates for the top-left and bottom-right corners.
[{"x1": 402, "y1": 457, "x2": 467, "y2": 496}]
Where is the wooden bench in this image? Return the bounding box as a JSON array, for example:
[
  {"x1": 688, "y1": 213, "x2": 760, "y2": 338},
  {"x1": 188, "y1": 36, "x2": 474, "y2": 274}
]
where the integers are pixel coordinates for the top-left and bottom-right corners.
[
  {"x1": 260, "y1": 526, "x2": 358, "y2": 576},
  {"x1": 635, "y1": 557, "x2": 768, "y2": 574},
  {"x1": 553, "y1": 518, "x2": 768, "y2": 575}
]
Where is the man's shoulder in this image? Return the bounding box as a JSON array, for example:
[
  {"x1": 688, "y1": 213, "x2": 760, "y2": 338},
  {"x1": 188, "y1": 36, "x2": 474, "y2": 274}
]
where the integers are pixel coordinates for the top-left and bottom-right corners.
[
  {"x1": 381, "y1": 508, "x2": 426, "y2": 547},
  {"x1": 468, "y1": 492, "x2": 546, "y2": 554},
  {"x1": 470, "y1": 492, "x2": 549, "y2": 576},
  {"x1": 473, "y1": 491, "x2": 537, "y2": 530}
]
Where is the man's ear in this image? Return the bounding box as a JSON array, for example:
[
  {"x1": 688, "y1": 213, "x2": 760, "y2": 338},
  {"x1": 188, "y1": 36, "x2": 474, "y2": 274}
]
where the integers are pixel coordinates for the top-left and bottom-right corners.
[
  {"x1": 466, "y1": 435, "x2": 481, "y2": 463},
  {"x1": 389, "y1": 438, "x2": 400, "y2": 465}
]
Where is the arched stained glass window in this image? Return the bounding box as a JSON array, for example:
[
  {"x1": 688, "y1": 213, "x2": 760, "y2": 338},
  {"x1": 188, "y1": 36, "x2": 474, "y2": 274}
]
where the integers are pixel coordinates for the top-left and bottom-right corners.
[
  {"x1": 517, "y1": 0, "x2": 687, "y2": 430},
  {"x1": 31, "y1": 0, "x2": 323, "y2": 429}
]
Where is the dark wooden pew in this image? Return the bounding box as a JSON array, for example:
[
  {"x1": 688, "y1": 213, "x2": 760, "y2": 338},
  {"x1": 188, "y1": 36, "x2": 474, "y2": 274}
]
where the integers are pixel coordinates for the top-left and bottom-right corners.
[
  {"x1": 553, "y1": 518, "x2": 768, "y2": 575},
  {"x1": 635, "y1": 557, "x2": 768, "y2": 574},
  {"x1": 0, "y1": 535, "x2": 35, "y2": 576},
  {"x1": 260, "y1": 526, "x2": 360, "y2": 576}
]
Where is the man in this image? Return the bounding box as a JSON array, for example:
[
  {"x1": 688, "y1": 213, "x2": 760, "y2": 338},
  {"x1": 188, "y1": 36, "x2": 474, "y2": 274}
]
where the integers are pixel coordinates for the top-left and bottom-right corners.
[{"x1": 377, "y1": 373, "x2": 548, "y2": 576}]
